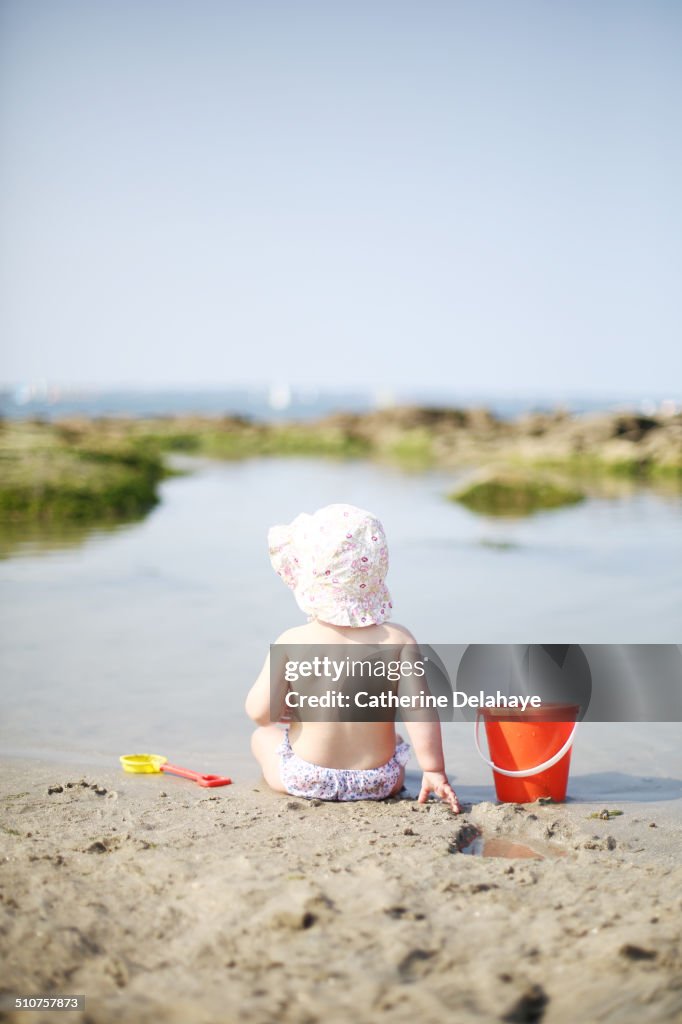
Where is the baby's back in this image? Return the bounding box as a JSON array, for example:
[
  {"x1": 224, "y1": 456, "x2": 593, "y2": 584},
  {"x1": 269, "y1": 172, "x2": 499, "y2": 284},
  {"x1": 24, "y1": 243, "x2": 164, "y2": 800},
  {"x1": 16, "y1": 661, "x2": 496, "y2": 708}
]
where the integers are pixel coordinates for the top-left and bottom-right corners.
[{"x1": 281, "y1": 619, "x2": 416, "y2": 769}]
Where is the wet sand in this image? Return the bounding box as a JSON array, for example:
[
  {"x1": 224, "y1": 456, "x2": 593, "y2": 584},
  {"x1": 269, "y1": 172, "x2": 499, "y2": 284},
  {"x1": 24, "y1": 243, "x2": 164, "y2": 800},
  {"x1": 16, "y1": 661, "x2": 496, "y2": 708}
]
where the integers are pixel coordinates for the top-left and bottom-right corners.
[{"x1": 1, "y1": 758, "x2": 681, "y2": 1024}]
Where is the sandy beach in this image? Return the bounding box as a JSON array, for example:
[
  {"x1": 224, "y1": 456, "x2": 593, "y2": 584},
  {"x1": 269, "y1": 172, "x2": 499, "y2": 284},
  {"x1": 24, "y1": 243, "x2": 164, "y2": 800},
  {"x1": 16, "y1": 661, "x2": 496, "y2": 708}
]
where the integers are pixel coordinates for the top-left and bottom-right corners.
[{"x1": 1, "y1": 757, "x2": 681, "y2": 1024}]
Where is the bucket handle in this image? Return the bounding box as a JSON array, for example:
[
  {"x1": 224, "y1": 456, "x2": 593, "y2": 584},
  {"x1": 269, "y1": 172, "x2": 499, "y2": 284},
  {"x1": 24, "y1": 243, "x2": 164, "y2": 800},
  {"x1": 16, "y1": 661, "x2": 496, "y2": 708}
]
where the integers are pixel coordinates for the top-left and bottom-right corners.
[{"x1": 474, "y1": 714, "x2": 578, "y2": 778}]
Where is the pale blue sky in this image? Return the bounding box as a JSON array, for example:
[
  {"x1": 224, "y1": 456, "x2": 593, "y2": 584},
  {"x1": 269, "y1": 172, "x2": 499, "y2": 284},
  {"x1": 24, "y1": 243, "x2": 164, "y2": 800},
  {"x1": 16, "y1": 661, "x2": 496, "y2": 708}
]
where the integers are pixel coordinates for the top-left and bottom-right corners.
[{"x1": 1, "y1": 1, "x2": 680, "y2": 396}]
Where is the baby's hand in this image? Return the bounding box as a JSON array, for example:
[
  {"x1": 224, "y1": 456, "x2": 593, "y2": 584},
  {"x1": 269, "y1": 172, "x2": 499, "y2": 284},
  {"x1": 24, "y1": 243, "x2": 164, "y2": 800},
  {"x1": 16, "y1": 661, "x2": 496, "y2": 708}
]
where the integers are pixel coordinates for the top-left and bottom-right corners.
[{"x1": 418, "y1": 772, "x2": 461, "y2": 814}]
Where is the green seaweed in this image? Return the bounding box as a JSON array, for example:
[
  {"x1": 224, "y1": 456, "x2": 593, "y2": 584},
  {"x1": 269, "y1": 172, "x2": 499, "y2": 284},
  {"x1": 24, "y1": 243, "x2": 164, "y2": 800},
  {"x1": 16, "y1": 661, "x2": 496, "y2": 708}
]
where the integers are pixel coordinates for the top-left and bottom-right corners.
[
  {"x1": 450, "y1": 473, "x2": 585, "y2": 517},
  {"x1": 380, "y1": 428, "x2": 436, "y2": 468},
  {"x1": 507, "y1": 452, "x2": 682, "y2": 482},
  {"x1": 0, "y1": 422, "x2": 164, "y2": 524}
]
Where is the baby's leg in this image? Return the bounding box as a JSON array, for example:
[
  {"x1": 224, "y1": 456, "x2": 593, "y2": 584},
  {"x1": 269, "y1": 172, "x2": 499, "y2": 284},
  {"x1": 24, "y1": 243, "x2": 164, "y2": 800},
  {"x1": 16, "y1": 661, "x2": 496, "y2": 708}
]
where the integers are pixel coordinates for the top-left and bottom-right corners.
[
  {"x1": 389, "y1": 733, "x2": 407, "y2": 796},
  {"x1": 250, "y1": 725, "x2": 287, "y2": 793}
]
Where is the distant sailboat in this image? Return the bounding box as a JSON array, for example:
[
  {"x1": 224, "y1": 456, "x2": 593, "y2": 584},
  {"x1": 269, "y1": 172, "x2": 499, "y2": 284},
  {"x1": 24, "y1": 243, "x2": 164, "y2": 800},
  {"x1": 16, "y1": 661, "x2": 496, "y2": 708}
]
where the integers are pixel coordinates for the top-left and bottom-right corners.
[{"x1": 268, "y1": 383, "x2": 291, "y2": 411}]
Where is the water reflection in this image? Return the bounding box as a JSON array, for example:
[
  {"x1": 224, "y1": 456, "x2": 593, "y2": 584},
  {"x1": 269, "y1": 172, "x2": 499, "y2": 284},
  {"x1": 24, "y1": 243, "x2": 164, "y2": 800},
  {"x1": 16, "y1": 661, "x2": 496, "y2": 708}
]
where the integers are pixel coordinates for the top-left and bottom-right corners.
[{"x1": 0, "y1": 516, "x2": 148, "y2": 560}]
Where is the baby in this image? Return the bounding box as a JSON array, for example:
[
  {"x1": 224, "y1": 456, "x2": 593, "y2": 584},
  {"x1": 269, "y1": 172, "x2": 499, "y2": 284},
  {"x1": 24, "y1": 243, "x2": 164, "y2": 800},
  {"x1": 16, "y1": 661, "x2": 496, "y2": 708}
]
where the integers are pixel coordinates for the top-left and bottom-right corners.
[{"x1": 246, "y1": 503, "x2": 460, "y2": 812}]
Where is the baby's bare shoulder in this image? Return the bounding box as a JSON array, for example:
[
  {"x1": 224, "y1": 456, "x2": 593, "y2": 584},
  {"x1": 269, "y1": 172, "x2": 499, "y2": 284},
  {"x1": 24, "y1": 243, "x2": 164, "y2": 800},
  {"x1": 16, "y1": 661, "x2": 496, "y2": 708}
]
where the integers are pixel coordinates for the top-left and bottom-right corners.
[
  {"x1": 274, "y1": 622, "x2": 318, "y2": 645},
  {"x1": 382, "y1": 621, "x2": 418, "y2": 646}
]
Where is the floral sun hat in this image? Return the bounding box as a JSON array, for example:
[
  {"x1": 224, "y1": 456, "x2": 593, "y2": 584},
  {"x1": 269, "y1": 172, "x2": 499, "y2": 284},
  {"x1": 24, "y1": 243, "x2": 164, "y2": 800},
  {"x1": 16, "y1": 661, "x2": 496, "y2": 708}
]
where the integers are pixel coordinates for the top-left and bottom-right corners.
[{"x1": 268, "y1": 503, "x2": 393, "y2": 626}]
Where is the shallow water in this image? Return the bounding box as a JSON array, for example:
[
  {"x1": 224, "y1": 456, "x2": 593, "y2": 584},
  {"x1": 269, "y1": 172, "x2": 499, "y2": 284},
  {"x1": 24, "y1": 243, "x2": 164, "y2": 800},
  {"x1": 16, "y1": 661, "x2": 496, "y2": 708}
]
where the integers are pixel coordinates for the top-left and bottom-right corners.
[
  {"x1": 0, "y1": 456, "x2": 680, "y2": 794},
  {"x1": 458, "y1": 832, "x2": 565, "y2": 859}
]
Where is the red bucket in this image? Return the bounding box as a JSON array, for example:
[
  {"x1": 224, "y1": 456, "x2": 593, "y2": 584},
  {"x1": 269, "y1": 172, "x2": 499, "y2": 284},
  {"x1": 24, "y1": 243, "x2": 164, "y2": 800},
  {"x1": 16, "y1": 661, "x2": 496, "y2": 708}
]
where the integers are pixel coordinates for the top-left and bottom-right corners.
[{"x1": 474, "y1": 704, "x2": 579, "y2": 803}]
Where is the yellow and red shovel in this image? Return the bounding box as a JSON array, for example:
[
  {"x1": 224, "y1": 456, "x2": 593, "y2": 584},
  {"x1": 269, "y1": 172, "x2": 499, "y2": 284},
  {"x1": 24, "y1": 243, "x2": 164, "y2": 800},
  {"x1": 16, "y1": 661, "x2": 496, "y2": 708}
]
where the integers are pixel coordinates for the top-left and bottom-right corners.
[{"x1": 119, "y1": 754, "x2": 231, "y2": 788}]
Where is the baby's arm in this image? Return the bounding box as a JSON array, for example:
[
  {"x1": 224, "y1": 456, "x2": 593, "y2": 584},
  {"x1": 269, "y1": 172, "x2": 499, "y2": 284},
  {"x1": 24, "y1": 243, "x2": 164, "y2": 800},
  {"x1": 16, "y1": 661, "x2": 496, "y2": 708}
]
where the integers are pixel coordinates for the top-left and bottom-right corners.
[
  {"x1": 398, "y1": 640, "x2": 460, "y2": 813},
  {"x1": 245, "y1": 642, "x2": 289, "y2": 725},
  {"x1": 403, "y1": 719, "x2": 460, "y2": 813}
]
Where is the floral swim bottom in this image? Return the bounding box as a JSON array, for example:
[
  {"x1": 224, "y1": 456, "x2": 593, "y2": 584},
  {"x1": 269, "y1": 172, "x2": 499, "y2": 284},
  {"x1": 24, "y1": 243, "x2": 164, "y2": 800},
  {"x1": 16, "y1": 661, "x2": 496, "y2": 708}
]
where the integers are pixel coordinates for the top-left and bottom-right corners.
[{"x1": 276, "y1": 729, "x2": 411, "y2": 802}]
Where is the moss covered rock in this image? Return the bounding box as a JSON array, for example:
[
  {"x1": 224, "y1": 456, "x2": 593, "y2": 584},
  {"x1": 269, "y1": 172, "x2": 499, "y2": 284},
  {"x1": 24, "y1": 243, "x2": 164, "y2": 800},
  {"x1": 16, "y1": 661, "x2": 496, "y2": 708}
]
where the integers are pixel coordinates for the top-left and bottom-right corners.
[
  {"x1": 450, "y1": 471, "x2": 585, "y2": 517},
  {"x1": 0, "y1": 422, "x2": 164, "y2": 522}
]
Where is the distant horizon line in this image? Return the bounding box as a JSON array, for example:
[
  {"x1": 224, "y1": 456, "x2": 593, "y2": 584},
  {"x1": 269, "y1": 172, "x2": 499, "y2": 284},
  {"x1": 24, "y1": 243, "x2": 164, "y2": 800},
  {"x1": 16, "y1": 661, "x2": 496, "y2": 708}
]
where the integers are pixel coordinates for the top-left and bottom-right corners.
[{"x1": 1, "y1": 381, "x2": 678, "y2": 402}]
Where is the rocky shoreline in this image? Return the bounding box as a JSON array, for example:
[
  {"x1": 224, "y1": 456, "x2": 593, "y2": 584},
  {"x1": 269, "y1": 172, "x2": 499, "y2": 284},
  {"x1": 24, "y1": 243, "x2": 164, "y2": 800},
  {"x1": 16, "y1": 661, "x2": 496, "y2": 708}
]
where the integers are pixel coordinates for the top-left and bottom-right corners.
[
  {"x1": 312, "y1": 405, "x2": 682, "y2": 475},
  {"x1": 0, "y1": 406, "x2": 680, "y2": 524}
]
